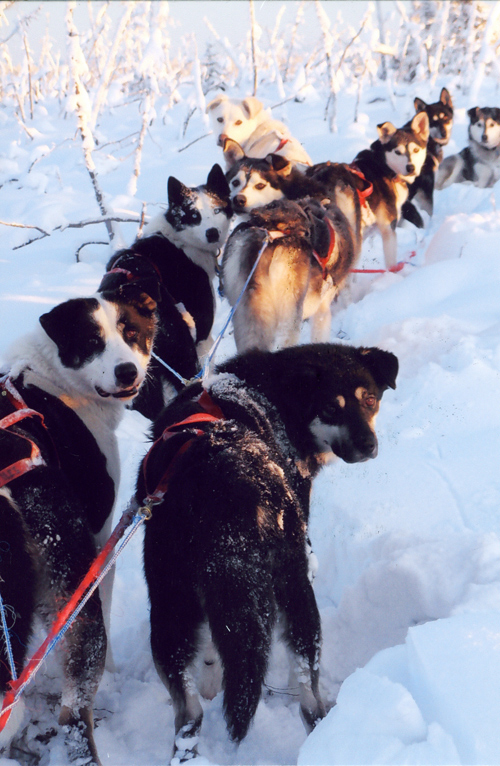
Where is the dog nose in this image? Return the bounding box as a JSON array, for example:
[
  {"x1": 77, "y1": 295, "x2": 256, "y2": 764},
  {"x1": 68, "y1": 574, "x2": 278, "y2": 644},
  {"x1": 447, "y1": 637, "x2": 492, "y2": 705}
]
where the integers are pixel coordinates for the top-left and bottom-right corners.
[
  {"x1": 233, "y1": 194, "x2": 247, "y2": 209},
  {"x1": 218, "y1": 133, "x2": 228, "y2": 147},
  {"x1": 206, "y1": 227, "x2": 220, "y2": 243},
  {"x1": 114, "y1": 362, "x2": 138, "y2": 387},
  {"x1": 406, "y1": 163, "x2": 415, "y2": 174},
  {"x1": 359, "y1": 431, "x2": 377, "y2": 458}
]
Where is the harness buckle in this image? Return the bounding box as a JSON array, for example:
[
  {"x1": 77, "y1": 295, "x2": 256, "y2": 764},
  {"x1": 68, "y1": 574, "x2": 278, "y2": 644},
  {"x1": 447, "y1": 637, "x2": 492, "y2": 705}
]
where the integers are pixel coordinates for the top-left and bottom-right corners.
[{"x1": 137, "y1": 501, "x2": 155, "y2": 520}]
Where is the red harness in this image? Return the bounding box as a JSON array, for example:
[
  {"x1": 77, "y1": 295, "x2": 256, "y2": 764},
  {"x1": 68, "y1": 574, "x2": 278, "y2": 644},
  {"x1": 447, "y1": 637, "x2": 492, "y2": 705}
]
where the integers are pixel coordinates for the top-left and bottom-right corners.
[
  {"x1": 0, "y1": 377, "x2": 48, "y2": 488},
  {"x1": 312, "y1": 216, "x2": 336, "y2": 279},
  {"x1": 349, "y1": 163, "x2": 373, "y2": 207},
  {"x1": 141, "y1": 390, "x2": 224, "y2": 505}
]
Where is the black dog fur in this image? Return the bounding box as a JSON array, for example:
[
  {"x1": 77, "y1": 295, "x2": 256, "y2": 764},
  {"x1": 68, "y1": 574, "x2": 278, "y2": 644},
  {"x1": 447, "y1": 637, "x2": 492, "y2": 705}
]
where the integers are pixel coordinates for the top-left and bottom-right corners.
[{"x1": 138, "y1": 342, "x2": 398, "y2": 761}]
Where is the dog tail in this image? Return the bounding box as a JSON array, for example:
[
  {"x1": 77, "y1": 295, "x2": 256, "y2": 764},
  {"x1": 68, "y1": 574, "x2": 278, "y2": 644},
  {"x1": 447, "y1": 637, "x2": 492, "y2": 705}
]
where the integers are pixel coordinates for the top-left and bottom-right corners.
[{"x1": 203, "y1": 551, "x2": 275, "y2": 742}]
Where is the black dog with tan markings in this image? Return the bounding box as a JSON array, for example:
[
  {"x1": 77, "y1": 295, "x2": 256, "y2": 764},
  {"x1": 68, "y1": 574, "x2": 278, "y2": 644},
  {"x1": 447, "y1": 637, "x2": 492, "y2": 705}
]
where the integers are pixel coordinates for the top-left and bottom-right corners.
[{"x1": 138, "y1": 342, "x2": 398, "y2": 762}]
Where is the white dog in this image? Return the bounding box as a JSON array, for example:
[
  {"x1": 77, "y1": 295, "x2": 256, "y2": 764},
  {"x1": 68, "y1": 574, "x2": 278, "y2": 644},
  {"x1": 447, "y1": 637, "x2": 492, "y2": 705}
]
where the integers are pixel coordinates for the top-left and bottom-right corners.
[{"x1": 207, "y1": 94, "x2": 312, "y2": 170}]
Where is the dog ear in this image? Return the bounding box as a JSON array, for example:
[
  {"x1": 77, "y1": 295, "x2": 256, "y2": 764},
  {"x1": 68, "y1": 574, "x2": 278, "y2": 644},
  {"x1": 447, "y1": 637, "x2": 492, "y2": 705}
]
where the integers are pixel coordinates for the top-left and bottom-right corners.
[
  {"x1": 268, "y1": 154, "x2": 293, "y2": 176},
  {"x1": 468, "y1": 107, "x2": 480, "y2": 123},
  {"x1": 206, "y1": 163, "x2": 230, "y2": 200},
  {"x1": 410, "y1": 111, "x2": 429, "y2": 143},
  {"x1": 168, "y1": 175, "x2": 190, "y2": 207},
  {"x1": 40, "y1": 298, "x2": 101, "y2": 368},
  {"x1": 223, "y1": 138, "x2": 245, "y2": 167},
  {"x1": 206, "y1": 94, "x2": 227, "y2": 113},
  {"x1": 440, "y1": 88, "x2": 453, "y2": 109},
  {"x1": 360, "y1": 348, "x2": 398, "y2": 391},
  {"x1": 377, "y1": 122, "x2": 397, "y2": 143},
  {"x1": 492, "y1": 108, "x2": 500, "y2": 122},
  {"x1": 414, "y1": 97, "x2": 427, "y2": 113},
  {"x1": 127, "y1": 290, "x2": 158, "y2": 316},
  {"x1": 241, "y1": 96, "x2": 263, "y2": 119}
]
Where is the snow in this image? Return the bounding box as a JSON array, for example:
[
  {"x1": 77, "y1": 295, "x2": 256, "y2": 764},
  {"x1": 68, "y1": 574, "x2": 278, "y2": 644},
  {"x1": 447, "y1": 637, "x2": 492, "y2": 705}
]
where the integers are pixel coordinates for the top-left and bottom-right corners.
[{"x1": 1, "y1": 1, "x2": 500, "y2": 764}]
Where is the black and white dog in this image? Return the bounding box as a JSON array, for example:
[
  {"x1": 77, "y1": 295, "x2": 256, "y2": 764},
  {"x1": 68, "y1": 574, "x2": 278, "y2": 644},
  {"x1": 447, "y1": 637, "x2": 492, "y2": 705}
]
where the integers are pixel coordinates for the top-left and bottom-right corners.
[
  {"x1": 104, "y1": 164, "x2": 232, "y2": 419},
  {"x1": 436, "y1": 106, "x2": 500, "y2": 189},
  {"x1": 0, "y1": 288, "x2": 156, "y2": 765},
  {"x1": 138, "y1": 342, "x2": 398, "y2": 761}
]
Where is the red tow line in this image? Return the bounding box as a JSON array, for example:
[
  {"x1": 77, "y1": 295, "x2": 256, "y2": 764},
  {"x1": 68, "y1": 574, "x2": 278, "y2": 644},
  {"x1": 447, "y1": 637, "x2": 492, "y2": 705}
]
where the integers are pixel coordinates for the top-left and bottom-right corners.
[{"x1": 350, "y1": 251, "x2": 417, "y2": 274}]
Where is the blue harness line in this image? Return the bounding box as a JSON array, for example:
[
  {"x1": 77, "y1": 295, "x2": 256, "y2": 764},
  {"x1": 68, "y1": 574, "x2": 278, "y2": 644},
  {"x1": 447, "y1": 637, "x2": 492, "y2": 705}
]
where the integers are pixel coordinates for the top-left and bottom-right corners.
[{"x1": 0, "y1": 593, "x2": 17, "y2": 683}]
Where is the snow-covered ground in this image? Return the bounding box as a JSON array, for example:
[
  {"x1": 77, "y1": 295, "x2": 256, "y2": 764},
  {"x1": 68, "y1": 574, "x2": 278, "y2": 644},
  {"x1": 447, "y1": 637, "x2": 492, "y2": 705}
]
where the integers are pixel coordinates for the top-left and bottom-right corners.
[{"x1": 1, "y1": 2, "x2": 500, "y2": 764}]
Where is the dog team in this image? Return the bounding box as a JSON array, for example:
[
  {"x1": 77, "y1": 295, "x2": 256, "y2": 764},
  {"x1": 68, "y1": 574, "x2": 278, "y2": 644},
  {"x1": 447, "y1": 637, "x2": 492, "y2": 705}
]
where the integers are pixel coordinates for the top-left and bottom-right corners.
[{"x1": 0, "y1": 85, "x2": 498, "y2": 765}]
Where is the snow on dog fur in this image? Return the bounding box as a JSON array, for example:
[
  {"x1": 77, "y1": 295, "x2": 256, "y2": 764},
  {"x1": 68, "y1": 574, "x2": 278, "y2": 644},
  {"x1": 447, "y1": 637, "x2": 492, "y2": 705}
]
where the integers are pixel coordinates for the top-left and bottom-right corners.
[
  {"x1": 207, "y1": 94, "x2": 313, "y2": 170},
  {"x1": 138, "y1": 342, "x2": 399, "y2": 762},
  {"x1": 0, "y1": 290, "x2": 156, "y2": 765}
]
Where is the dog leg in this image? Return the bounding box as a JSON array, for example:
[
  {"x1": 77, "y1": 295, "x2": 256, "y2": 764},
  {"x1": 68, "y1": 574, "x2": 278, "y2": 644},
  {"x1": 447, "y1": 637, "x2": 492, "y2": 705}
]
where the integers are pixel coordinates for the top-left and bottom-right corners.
[
  {"x1": 0, "y1": 489, "x2": 36, "y2": 752},
  {"x1": 59, "y1": 706, "x2": 102, "y2": 766},
  {"x1": 275, "y1": 555, "x2": 326, "y2": 732},
  {"x1": 19, "y1": 483, "x2": 107, "y2": 765},
  {"x1": 232, "y1": 292, "x2": 277, "y2": 352},
  {"x1": 149, "y1": 587, "x2": 205, "y2": 762},
  {"x1": 379, "y1": 223, "x2": 398, "y2": 271},
  {"x1": 435, "y1": 155, "x2": 463, "y2": 189},
  {"x1": 310, "y1": 298, "x2": 334, "y2": 344}
]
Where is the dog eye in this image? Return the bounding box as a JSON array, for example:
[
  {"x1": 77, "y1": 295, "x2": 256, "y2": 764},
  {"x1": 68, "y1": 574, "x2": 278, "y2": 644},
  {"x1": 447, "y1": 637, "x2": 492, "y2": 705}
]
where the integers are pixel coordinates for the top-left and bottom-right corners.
[
  {"x1": 235, "y1": 120, "x2": 242, "y2": 126},
  {"x1": 255, "y1": 183, "x2": 266, "y2": 190},
  {"x1": 213, "y1": 207, "x2": 221, "y2": 214},
  {"x1": 413, "y1": 147, "x2": 421, "y2": 153},
  {"x1": 124, "y1": 327, "x2": 139, "y2": 342},
  {"x1": 231, "y1": 180, "x2": 240, "y2": 188},
  {"x1": 217, "y1": 117, "x2": 224, "y2": 123}
]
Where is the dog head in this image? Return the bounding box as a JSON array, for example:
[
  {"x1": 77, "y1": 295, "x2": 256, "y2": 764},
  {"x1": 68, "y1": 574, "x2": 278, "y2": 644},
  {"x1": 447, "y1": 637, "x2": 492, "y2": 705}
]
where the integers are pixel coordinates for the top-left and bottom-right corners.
[
  {"x1": 224, "y1": 139, "x2": 293, "y2": 213},
  {"x1": 468, "y1": 107, "x2": 500, "y2": 150},
  {"x1": 377, "y1": 112, "x2": 429, "y2": 181},
  {"x1": 302, "y1": 345, "x2": 398, "y2": 463},
  {"x1": 39, "y1": 293, "x2": 156, "y2": 403},
  {"x1": 165, "y1": 163, "x2": 232, "y2": 250},
  {"x1": 99, "y1": 249, "x2": 163, "y2": 304},
  {"x1": 207, "y1": 94, "x2": 265, "y2": 150},
  {"x1": 414, "y1": 87, "x2": 453, "y2": 145},
  {"x1": 218, "y1": 343, "x2": 398, "y2": 466}
]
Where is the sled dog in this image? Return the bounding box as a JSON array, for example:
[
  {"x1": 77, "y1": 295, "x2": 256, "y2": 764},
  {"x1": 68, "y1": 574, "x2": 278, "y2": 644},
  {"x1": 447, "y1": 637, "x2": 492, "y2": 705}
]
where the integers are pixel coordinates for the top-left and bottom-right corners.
[
  {"x1": 436, "y1": 106, "x2": 500, "y2": 189},
  {"x1": 138, "y1": 342, "x2": 398, "y2": 761},
  {"x1": 104, "y1": 164, "x2": 231, "y2": 418},
  {"x1": 0, "y1": 289, "x2": 156, "y2": 765},
  {"x1": 220, "y1": 197, "x2": 357, "y2": 353},
  {"x1": 207, "y1": 93, "x2": 313, "y2": 170},
  {"x1": 223, "y1": 139, "x2": 369, "y2": 257},
  {"x1": 351, "y1": 111, "x2": 429, "y2": 269},
  {"x1": 402, "y1": 87, "x2": 454, "y2": 226}
]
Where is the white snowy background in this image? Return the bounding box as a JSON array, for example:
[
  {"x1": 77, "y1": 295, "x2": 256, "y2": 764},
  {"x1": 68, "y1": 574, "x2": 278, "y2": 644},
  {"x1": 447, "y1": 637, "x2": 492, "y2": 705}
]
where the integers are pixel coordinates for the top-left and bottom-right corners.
[{"x1": 1, "y1": 1, "x2": 500, "y2": 764}]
